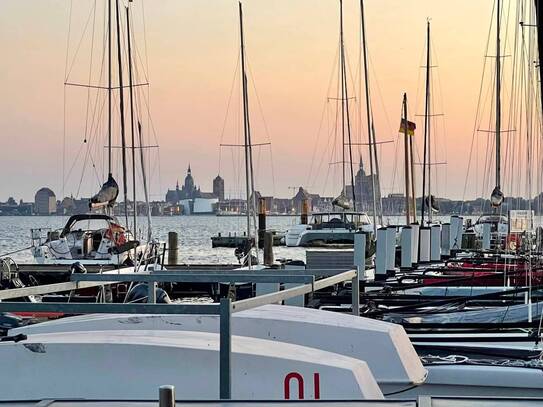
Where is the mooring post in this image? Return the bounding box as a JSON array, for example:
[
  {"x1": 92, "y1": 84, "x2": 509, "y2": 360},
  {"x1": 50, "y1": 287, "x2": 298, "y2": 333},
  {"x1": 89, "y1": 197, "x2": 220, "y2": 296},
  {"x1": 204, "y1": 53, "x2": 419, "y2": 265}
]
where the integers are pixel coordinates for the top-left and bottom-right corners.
[
  {"x1": 167, "y1": 232, "x2": 178, "y2": 265},
  {"x1": 301, "y1": 197, "x2": 309, "y2": 225},
  {"x1": 263, "y1": 231, "x2": 274, "y2": 266},
  {"x1": 375, "y1": 227, "x2": 387, "y2": 281},
  {"x1": 441, "y1": 223, "x2": 451, "y2": 258},
  {"x1": 159, "y1": 385, "x2": 175, "y2": 407},
  {"x1": 400, "y1": 226, "x2": 412, "y2": 269},
  {"x1": 219, "y1": 298, "x2": 232, "y2": 399},
  {"x1": 419, "y1": 227, "x2": 431, "y2": 263},
  {"x1": 258, "y1": 197, "x2": 266, "y2": 249},
  {"x1": 352, "y1": 232, "x2": 365, "y2": 316},
  {"x1": 482, "y1": 222, "x2": 491, "y2": 251},
  {"x1": 430, "y1": 225, "x2": 441, "y2": 262}
]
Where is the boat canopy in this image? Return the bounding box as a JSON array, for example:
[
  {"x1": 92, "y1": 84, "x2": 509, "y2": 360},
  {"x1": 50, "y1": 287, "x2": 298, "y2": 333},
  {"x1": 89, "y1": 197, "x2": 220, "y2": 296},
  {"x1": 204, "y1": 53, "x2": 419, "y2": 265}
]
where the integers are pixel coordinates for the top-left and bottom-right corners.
[{"x1": 60, "y1": 214, "x2": 118, "y2": 237}]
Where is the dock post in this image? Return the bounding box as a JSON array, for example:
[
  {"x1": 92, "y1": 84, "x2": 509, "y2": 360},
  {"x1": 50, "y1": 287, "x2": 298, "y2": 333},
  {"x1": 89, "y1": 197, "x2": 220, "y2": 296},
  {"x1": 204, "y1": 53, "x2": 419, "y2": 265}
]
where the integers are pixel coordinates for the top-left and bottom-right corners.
[
  {"x1": 430, "y1": 225, "x2": 441, "y2": 262},
  {"x1": 167, "y1": 232, "x2": 178, "y2": 265},
  {"x1": 385, "y1": 226, "x2": 396, "y2": 276},
  {"x1": 400, "y1": 226, "x2": 412, "y2": 269},
  {"x1": 352, "y1": 232, "x2": 365, "y2": 316},
  {"x1": 258, "y1": 198, "x2": 266, "y2": 249},
  {"x1": 450, "y1": 216, "x2": 463, "y2": 251},
  {"x1": 219, "y1": 298, "x2": 232, "y2": 399},
  {"x1": 482, "y1": 222, "x2": 491, "y2": 250},
  {"x1": 419, "y1": 227, "x2": 431, "y2": 263},
  {"x1": 441, "y1": 223, "x2": 451, "y2": 258},
  {"x1": 148, "y1": 281, "x2": 157, "y2": 304},
  {"x1": 301, "y1": 198, "x2": 309, "y2": 225},
  {"x1": 410, "y1": 223, "x2": 420, "y2": 265},
  {"x1": 263, "y1": 231, "x2": 274, "y2": 266},
  {"x1": 352, "y1": 266, "x2": 360, "y2": 316},
  {"x1": 375, "y1": 227, "x2": 387, "y2": 281},
  {"x1": 159, "y1": 385, "x2": 175, "y2": 407}
]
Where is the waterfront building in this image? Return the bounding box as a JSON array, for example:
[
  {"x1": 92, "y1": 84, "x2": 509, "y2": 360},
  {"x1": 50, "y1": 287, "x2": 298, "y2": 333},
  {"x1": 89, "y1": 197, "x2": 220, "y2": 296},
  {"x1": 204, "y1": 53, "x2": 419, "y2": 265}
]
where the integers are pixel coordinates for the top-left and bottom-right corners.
[
  {"x1": 34, "y1": 187, "x2": 56, "y2": 215},
  {"x1": 213, "y1": 175, "x2": 225, "y2": 202}
]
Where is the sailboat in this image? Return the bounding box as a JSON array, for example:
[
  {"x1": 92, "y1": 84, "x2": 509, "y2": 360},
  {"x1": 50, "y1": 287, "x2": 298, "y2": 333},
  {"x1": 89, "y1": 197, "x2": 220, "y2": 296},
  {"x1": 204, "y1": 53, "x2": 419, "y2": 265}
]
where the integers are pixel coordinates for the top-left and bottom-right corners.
[
  {"x1": 31, "y1": 0, "x2": 153, "y2": 266},
  {"x1": 285, "y1": 0, "x2": 377, "y2": 248}
]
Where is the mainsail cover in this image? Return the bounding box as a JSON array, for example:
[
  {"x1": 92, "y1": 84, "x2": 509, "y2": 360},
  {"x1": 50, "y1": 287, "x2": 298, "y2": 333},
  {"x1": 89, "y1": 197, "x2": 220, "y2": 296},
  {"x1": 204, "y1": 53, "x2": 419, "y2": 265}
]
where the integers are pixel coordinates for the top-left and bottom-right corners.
[
  {"x1": 332, "y1": 192, "x2": 351, "y2": 210},
  {"x1": 90, "y1": 173, "x2": 119, "y2": 209}
]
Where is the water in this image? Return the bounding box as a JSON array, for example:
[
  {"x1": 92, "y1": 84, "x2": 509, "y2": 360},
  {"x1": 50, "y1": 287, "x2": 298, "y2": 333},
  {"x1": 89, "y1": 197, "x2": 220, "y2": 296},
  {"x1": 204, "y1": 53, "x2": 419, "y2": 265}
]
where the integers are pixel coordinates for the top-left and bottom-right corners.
[{"x1": 0, "y1": 215, "x2": 306, "y2": 264}]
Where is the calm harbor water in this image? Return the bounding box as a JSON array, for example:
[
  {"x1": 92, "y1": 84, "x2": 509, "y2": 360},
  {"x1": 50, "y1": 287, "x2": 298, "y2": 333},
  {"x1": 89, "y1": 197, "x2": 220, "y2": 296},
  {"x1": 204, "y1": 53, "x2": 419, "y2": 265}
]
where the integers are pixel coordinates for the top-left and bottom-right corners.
[
  {"x1": 0, "y1": 215, "x2": 308, "y2": 264},
  {"x1": 0, "y1": 214, "x2": 518, "y2": 265}
]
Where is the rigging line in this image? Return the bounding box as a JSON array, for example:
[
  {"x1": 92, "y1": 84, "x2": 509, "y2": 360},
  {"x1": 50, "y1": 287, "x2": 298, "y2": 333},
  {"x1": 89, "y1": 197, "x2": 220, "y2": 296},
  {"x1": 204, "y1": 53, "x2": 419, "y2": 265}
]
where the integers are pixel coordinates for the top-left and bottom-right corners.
[
  {"x1": 246, "y1": 60, "x2": 276, "y2": 196},
  {"x1": 82, "y1": 0, "x2": 98, "y2": 144},
  {"x1": 63, "y1": 0, "x2": 74, "y2": 80},
  {"x1": 62, "y1": 0, "x2": 74, "y2": 199},
  {"x1": 460, "y1": 0, "x2": 497, "y2": 211},
  {"x1": 219, "y1": 56, "x2": 241, "y2": 175},
  {"x1": 65, "y1": 3, "x2": 97, "y2": 82},
  {"x1": 306, "y1": 43, "x2": 340, "y2": 189}
]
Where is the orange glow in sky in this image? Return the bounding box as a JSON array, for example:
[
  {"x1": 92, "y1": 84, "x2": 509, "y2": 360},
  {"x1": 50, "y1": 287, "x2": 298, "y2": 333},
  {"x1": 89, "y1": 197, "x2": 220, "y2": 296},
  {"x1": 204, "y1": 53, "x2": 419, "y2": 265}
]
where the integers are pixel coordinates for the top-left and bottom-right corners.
[{"x1": 0, "y1": 1, "x2": 514, "y2": 202}]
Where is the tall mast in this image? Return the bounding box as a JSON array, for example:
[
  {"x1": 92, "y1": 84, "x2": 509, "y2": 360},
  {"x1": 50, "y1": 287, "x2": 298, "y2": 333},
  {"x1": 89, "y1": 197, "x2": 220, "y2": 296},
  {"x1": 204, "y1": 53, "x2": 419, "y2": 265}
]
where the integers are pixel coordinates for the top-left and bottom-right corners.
[
  {"x1": 339, "y1": 0, "x2": 356, "y2": 210},
  {"x1": 115, "y1": 0, "x2": 129, "y2": 227},
  {"x1": 239, "y1": 2, "x2": 257, "y2": 266},
  {"x1": 126, "y1": 5, "x2": 137, "y2": 236},
  {"x1": 535, "y1": 1, "x2": 543, "y2": 121},
  {"x1": 421, "y1": 21, "x2": 431, "y2": 224},
  {"x1": 360, "y1": 0, "x2": 380, "y2": 230},
  {"x1": 491, "y1": 0, "x2": 503, "y2": 208},
  {"x1": 402, "y1": 93, "x2": 411, "y2": 224},
  {"x1": 108, "y1": 0, "x2": 112, "y2": 176}
]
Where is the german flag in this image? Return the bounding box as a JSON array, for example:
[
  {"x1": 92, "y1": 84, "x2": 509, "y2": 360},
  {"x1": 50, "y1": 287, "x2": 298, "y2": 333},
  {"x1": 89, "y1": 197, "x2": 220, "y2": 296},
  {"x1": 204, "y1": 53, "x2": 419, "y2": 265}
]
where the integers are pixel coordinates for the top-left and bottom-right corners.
[{"x1": 399, "y1": 119, "x2": 416, "y2": 136}]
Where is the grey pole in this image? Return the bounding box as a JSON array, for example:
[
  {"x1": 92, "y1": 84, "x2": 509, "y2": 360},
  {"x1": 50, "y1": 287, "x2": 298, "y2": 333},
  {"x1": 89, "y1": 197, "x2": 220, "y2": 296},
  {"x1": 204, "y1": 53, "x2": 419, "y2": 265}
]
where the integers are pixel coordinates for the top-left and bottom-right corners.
[
  {"x1": 482, "y1": 223, "x2": 491, "y2": 251},
  {"x1": 352, "y1": 266, "x2": 360, "y2": 316},
  {"x1": 219, "y1": 298, "x2": 232, "y2": 399},
  {"x1": 159, "y1": 385, "x2": 175, "y2": 407},
  {"x1": 167, "y1": 232, "x2": 178, "y2": 265}
]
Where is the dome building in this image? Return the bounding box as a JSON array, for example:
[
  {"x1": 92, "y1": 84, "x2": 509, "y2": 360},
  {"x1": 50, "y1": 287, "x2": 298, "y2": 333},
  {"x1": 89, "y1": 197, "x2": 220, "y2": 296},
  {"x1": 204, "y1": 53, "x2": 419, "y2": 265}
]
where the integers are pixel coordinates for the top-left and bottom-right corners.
[{"x1": 34, "y1": 187, "x2": 56, "y2": 215}]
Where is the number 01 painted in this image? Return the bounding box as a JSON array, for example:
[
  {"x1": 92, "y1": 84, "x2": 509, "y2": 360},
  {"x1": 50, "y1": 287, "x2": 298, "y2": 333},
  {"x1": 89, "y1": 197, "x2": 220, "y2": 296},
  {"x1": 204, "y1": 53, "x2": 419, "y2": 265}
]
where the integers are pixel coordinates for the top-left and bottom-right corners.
[{"x1": 283, "y1": 372, "x2": 320, "y2": 400}]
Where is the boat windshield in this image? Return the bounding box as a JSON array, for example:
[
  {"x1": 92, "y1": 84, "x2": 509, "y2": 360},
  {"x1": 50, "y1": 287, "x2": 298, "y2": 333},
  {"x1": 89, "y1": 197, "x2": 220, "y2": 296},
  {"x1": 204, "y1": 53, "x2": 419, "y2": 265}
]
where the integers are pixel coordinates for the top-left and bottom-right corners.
[
  {"x1": 477, "y1": 215, "x2": 508, "y2": 225},
  {"x1": 67, "y1": 219, "x2": 113, "y2": 233},
  {"x1": 312, "y1": 212, "x2": 371, "y2": 226}
]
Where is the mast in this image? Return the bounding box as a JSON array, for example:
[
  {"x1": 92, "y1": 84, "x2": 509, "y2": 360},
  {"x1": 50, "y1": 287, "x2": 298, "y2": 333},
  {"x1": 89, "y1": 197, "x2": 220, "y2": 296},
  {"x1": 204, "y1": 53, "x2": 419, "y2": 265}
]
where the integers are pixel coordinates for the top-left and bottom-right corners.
[
  {"x1": 409, "y1": 121, "x2": 416, "y2": 223},
  {"x1": 138, "y1": 122, "x2": 152, "y2": 242},
  {"x1": 115, "y1": 0, "x2": 129, "y2": 227},
  {"x1": 491, "y1": 0, "x2": 504, "y2": 208},
  {"x1": 108, "y1": 0, "x2": 112, "y2": 177},
  {"x1": 239, "y1": 2, "x2": 257, "y2": 266},
  {"x1": 360, "y1": 0, "x2": 379, "y2": 230},
  {"x1": 339, "y1": 0, "x2": 356, "y2": 210},
  {"x1": 421, "y1": 21, "x2": 431, "y2": 224},
  {"x1": 126, "y1": 5, "x2": 137, "y2": 236},
  {"x1": 536, "y1": 1, "x2": 543, "y2": 120},
  {"x1": 402, "y1": 93, "x2": 411, "y2": 224}
]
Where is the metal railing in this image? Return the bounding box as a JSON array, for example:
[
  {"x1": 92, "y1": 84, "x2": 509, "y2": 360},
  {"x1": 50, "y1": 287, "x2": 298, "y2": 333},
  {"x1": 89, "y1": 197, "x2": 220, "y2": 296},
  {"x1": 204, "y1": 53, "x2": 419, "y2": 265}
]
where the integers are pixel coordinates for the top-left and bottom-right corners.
[{"x1": 0, "y1": 267, "x2": 361, "y2": 399}]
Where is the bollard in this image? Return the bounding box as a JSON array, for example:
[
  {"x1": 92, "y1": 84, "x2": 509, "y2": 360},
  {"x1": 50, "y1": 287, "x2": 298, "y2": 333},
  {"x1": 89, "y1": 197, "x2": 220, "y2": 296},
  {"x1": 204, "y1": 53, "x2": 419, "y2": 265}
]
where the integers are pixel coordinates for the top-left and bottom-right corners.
[
  {"x1": 263, "y1": 231, "x2": 274, "y2": 266},
  {"x1": 386, "y1": 226, "x2": 396, "y2": 276},
  {"x1": 167, "y1": 232, "x2": 178, "y2": 265},
  {"x1": 400, "y1": 226, "x2": 413, "y2": 269},
  {"x1": 410, "y1": 223, "x2": 420, "y2": 265},
  {"x1": 301, "y1": 198, "x2": 309, "y2": 225},
  {"x1": 441, "y1": 223, "x2": 451, "y2": 257},
  {"x1": 258, "y1": 198, "x2": 266, "y2": 249},
  {"x1": 482, "y1": 222, "x2": 491, "y2": 251},
  {"x1": 159, "y1": 385, "x2": 175, "y2": 407},
  {"x1": 375, "y1": 227, "x2": 388, "y2": 281},
  {"x1": 419, "y1": 227, "x2": 431, "y2": 263},
  {"x1": 354, "y1": 232, "x2": 366, "y2": 280},
  {"x1": 450, "y1": 216, "x2": 463, "y2": 251},
  {"x1": 430, "y1": 225, "x2": 441, "y2": 262}
]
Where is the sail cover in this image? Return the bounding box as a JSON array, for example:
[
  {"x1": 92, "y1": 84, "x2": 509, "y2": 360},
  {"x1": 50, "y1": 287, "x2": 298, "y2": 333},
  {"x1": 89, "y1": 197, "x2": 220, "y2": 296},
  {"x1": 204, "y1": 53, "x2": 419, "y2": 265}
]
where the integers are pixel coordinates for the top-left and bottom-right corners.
[{"x1": 90, "y1": 173, "x2": 119, "y2": 209}]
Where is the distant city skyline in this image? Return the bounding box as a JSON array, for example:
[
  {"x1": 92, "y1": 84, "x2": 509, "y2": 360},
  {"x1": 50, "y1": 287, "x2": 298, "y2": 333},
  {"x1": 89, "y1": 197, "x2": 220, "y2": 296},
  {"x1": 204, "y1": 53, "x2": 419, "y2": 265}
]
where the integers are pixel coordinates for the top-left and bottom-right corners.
[{"x1": 0, "y1": 1, "x2": 527, "y2": 202}]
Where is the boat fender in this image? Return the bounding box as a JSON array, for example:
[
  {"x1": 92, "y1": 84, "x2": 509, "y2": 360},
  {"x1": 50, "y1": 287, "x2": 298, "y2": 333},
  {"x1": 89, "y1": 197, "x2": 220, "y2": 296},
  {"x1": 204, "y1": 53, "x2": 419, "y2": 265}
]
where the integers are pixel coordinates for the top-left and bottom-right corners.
[
  {"x1": 506, "y1": 233, "x2": 521, "y2": 252},
  {"x1": 70, "y1": 262, "x2": 87, "y2": 274},
  {"x1": 125, "y1": 283, "x2": 171, "y2": 304}
]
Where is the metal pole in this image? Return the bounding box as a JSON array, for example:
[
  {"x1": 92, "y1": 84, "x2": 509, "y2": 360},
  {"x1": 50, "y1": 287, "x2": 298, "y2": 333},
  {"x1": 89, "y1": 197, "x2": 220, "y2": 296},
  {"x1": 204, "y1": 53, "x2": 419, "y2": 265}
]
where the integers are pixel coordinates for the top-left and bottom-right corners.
[
  {"x1": 159, "y1": 385, "x2": 175, "y2": 407},
  {"x1": 421, "y1": 21, "x2": 430, "y2": 224},
  {"x1": 351, "y1": 266, "x2": 360, "y2": 316},
  {"x1": 219, "y1": 298, "x2": 232, "y2": 399},
  {"x1": 360, "y1": 0, "x2": 378, "y2": 230},
  {"x1": 126, "y1": 5, "x2": 137, "y2": 237},
  {"x1": 108, "y1": 0, "x2": 112, "y2": 175},
  {"x1": 496, "y1": 0, "x2": 501, "y2": 194},
  {"x1": 402, "y1": 94, "x2": 410, "y2": 225}
]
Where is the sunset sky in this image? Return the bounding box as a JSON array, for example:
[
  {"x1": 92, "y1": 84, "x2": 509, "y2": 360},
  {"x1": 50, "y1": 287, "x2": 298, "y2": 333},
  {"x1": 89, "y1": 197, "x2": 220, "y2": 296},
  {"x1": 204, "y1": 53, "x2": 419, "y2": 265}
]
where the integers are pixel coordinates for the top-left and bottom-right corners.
[{"x1": 0, "y1": 1, "x2": 521, "y2": 202}]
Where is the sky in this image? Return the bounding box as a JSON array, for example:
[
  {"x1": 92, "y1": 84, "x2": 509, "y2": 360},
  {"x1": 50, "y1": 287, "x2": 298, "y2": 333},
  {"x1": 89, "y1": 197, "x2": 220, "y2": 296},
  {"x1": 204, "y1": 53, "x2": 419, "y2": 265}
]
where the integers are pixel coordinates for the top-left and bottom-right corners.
[{"x1": 0, "y1": 0, "x2": 516, "y2": 202}]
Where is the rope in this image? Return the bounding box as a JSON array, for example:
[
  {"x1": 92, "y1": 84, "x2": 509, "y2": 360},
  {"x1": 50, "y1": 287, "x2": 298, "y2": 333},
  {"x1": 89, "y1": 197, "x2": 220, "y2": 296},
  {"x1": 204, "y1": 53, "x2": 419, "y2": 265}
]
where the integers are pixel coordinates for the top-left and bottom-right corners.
[{"x1": 0, "y1": 246, "x2": 33, "y2": 258}]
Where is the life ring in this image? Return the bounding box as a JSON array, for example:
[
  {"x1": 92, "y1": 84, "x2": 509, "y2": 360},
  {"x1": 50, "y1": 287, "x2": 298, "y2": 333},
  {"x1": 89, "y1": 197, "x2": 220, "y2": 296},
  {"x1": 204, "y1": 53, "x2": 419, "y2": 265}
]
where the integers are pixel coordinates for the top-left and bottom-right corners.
[
  {"x1": 105, "y1": 223, "x2": 127, "y2": 246},
  {"x1": 506, "y1": 233, "x2": 521, "y2": 252}
]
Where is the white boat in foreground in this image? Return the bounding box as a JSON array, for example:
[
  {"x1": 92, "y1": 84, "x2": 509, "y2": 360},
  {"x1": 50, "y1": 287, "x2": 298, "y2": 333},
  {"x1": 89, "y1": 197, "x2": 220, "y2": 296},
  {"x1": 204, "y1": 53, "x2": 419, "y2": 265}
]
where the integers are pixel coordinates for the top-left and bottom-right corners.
[{"x1": 0, "y1": 329, "x2": 381, "y2": 401}]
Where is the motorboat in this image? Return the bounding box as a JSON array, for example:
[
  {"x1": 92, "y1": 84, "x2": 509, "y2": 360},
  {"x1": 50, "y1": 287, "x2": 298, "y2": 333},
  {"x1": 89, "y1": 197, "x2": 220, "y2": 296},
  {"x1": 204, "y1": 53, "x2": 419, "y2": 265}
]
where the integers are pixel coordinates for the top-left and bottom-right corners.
[
  {"x1": 31, "y1": 214, "x2": 145, "y2": 266},
  {"x1": 467, "y1": 213, "x2": 508, "y2": 238},
  {"x1": 285, "y1": 212, "x2": 375, "y2": 247}
]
